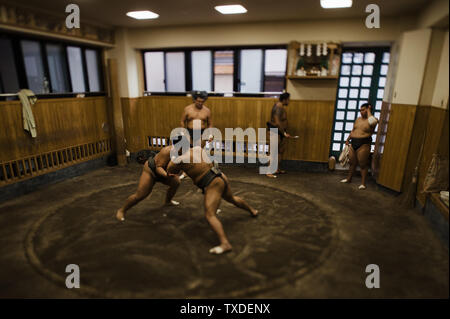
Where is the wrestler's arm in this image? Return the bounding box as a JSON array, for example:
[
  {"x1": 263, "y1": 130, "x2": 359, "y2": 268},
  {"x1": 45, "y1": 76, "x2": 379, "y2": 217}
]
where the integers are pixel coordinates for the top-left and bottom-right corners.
[
  {"x1": 207, "y1": 108, "x2": 213, "y2": 128},
  {"x1": 155, "y1": 166, "x2": 168, "y2": 178},
  {"x1": 206, "y1": 108, "x2": 214, "y2": 141},
  {"x1": 180, "y1": 108, "x2": 188, "y2": 128},
  {"x1": 167, "y1": 161, "x2": 181, "y2": 176},
  {"x1": 274, "y1": 108, "x2": 291, "y2": 137},
  {"x1": 367, "y1": 107, "x2": 378, "y2": 128},
  {"x1": 273, "y1": 109, "x2": 285, "y2": 135}
]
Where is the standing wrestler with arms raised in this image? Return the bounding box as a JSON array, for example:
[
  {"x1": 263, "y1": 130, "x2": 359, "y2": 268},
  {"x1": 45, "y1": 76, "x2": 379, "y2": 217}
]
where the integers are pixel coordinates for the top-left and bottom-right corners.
[
  {"x1": 167, "y1": 145, "x2": 258, "y2": 255},
  {"x1": 266, "y1": 92, "x2": 294, "y2": 178},
  {"x1": 115, "y1": 146, "x2": 181, "y2": 221},
  {"x1": 340, "y1": 102, "x2": 379, "y2": 189}
]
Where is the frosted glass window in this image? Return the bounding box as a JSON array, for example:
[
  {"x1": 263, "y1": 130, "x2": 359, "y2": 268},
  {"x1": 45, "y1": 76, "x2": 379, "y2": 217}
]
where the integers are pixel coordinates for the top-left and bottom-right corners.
[
  {"x1": 264, "y1": 49, "x2": 287, "y2": 92},
  {"x1": 144, "y1": 52, "x2": 165, "y2": 92},
  {"x1": 360, "y1": 89, "x2": 370, "y2": 99},
  {"x1": 336, "y1": 111, "x2": 345, "y2": 120},
  {"x1": 375, "y1": 112, "x2": 381, "y2": 118},
  {"x1": 264, "y1": 49, "x2": 287, "y2": 76},
  {"x1": 363, "y1": 65, "x2": 373, "y2": 75},
  {"x1": 334, "y1": 133, "x2": 342, "y2": 141},
  {"x1": 347, "y1": 112, "x2": 356, "y2": 121},
  {"x1": 359, "y1": 100, "x2": 368, "y2": 107},
  {"x1": 341, "y1": 65, "x2": 351, "y2": 75},
  {"x1": 342, "y1": 53, "x2": 353, "y2": 64},
  {"x1": 332, "y1": 143, "x2": 341, "y2": 151},
  {"x1": 361, "y1": 77, "x2": 371, "y2": 87},
  {"x1": 349, "y1": 89, "x2": 359, "y2": 98},
  {"x1": 85, "y1": 49, "x2": 101, "y2": 92},
  {"x1": 192, "y1": 50, "x2": 212, "y2": 91},
  {"x1": 345, "y1": 123, "x2": 353, "y2": 131},
  {"x1": 0, "y1": 39, "x2": 20, "y2": 93},
  {"x1": 67, "y1": 46, "x2": 86, "y2": 92},
  {"x1": 344, "y1": 133, "x2": 350, "y2": 140},
  {"x1": 331, "y1": 48, "x2": 390, "y2": 156},
  {"x1": 352, "y1": 65, "x2": 362, "y2": 75},
  {"x1": 22, "y1": 40, "x2": 46, "y2": 93},
  {"x1": 46, "y1": 44, "x2": 70, "y2": 93},
  {"x1": 340, "y1": 77, "x2": 349, "y2": 87},
  {"x1": 350, "y1": 77, "x2": 360, "y2": 87},
  {"x1": 338, "y1": 89, "x2": 348, "y2": 98},
  {"x1": 165, "y1": 52, "x2": 185, "y2": 92},
  {"x1": 382, "y1": 52, "x2": 390, "y2": 63},
  {"x1": 353, "y1": 53, "x2": 364, "y2": 64},
  {"x1": 348, "y1": 100, "x2": 357, "y2": 109},
  {"x1": 364, "y1": 52, "x2": 376, "y2": 63},
  {"x1": 214, "y1": 50, "x2": 233, "y2": 93},
  {"x1": 240, "y1": 49, "x2": 263, "y2": 93},
  {"x1": 376, "y1": 100, "x2": 382, "y2": 110}
]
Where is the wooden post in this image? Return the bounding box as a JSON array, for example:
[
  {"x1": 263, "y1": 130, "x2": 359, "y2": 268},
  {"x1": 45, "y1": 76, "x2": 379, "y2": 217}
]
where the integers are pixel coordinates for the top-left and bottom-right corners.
[{"x1": 107, "y1": 58, "x2": 127, "y2": 166}]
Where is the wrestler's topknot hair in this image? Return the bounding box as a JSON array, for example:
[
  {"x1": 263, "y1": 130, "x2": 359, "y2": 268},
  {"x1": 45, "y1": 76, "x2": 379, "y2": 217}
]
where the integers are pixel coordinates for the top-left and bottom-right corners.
[
  {"x1": 279, "y1": 92, "x2": 290, "y2": 101},
  {"x1": 192, "y1": 90, "x2": 208, "y2": 100}
]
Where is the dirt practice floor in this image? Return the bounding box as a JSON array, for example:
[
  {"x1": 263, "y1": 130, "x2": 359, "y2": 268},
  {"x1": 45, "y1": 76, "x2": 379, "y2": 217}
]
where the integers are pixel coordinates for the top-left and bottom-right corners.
[{"x1": 0, "y1": 164, "x2": 448, "y2": 298}]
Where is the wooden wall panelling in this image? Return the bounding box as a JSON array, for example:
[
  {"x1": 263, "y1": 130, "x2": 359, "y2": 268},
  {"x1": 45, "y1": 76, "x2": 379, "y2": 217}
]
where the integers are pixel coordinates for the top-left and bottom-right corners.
[
  {"x1": 400, "y1": 105, "x2": 430, "y2": 193},
  {"x1": 0, "y1": 97, "x2": 113, "y2": 186},
  {"x1": 120, "y1": 96, "x2": 335, "y2": 162},
  {"x1": 377, "y1": 104, "x2": 417, "y2": 192}
]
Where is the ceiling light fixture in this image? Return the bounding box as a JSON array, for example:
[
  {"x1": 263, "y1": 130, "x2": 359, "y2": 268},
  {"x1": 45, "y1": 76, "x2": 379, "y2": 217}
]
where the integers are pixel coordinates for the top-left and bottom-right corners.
[
  {"x1": 126, "y1": 10, "x2": 159, "y2": 20},
  {"x1": 214, "y1": 5, "x2": 247, "y2": 15},
  {"x1": 320, "y1": 0, "x2": 353, "y2": 9}
]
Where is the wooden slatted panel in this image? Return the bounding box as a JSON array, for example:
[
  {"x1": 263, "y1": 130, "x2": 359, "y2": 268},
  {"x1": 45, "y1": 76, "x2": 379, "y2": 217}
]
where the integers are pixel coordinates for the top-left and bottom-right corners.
[
  {"x1": 122, "y1": 96, "x2": 335, "y2": 163},
  {"x1": 0, "y1": 97, "x2": 111, "y2": 162},
  {"x1": 377, "y1": 104, "x2": 417, "y2": 192}
]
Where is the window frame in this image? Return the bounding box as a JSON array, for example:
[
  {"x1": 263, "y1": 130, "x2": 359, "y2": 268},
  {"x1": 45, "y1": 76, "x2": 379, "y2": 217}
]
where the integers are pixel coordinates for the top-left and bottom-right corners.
[
  {"x1": 0, "y1": 30, "x2": 105, "y2": 99},
  {"x1": 142, "y1": 44, "x2": 287, "y2": 97},
  {"x1": 329, "y1": 46, "x2": 391, "y2": 158}
]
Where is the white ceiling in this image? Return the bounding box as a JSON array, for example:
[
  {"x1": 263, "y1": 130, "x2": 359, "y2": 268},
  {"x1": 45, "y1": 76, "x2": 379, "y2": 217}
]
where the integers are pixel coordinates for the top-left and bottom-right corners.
[{"x1": 3, "y1": 0, "x2": 430, "y2": 28}]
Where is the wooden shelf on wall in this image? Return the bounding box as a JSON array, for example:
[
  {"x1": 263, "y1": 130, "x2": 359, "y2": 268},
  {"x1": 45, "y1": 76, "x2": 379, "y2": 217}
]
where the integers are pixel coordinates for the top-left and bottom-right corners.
[{"x1": 287, "y1": 41, "x2": 342, "y2": 79}]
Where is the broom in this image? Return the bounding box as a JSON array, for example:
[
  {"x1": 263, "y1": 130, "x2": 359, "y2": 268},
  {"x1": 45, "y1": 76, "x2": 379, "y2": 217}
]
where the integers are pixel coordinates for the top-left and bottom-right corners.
[{"x1": 398, "y1": 134, "x2": 426, "y2": 209}]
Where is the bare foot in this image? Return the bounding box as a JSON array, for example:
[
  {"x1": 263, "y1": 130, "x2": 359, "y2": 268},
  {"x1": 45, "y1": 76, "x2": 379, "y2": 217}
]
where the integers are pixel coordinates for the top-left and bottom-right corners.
[
  {"x1": 116, "y1": 209, "x2": 125, "y2": 222},
  {"x1": 209, "y1": 243, "x2": 232, "y2": 255},
  {"x1": 250, "y1": 209, "x2": 259, "y2": 218},
  {"x1": 164, "y1": 200, "x2": 180, "y2": 206},
  {"x1": 266, "y1": 174, "x2": 277, "y2": 178}
]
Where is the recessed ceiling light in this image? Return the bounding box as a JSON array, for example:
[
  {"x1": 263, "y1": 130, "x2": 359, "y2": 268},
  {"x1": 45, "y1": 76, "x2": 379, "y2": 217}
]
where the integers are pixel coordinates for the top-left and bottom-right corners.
[
  {"x1": 320, "y1": 0, "x2": 353, "y2": 9},
  {"x1": 126, "y1": 10, "x2": 159, "y2": 20},
  {"x1": 215, "y1": 5, "x2": 247, "y2": 15}
]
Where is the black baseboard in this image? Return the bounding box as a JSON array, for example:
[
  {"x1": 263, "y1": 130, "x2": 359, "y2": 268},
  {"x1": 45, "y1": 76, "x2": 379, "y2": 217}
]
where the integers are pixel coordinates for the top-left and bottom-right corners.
[
  {"x1": 0, "y1": 156, "x2": 110, "y2": 203},
  {"x1": 280, "y1": 160, "x2": 328, "y2": 173}
]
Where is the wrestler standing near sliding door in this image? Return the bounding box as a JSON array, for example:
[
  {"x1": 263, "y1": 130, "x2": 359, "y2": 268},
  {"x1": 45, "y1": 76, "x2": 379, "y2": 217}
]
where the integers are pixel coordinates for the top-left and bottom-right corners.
[{"x1": 341, "y1": 102, "x2": 378, "y2": 189}]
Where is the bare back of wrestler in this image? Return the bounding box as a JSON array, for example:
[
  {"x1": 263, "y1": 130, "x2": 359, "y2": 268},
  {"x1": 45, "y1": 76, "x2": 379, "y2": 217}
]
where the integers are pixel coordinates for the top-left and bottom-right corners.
[
  {"x1": 116, "y1": 146, "x2": 181, "y2": 221},
  {"x1": 167, "y1": 146, "x2": 258, "y2": 255}
]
